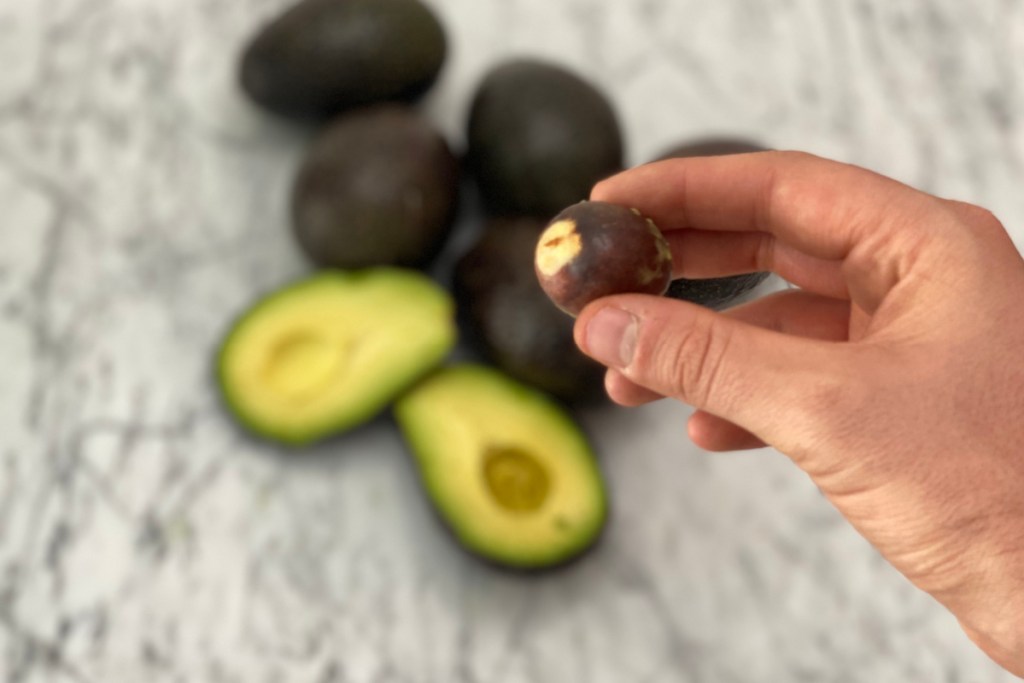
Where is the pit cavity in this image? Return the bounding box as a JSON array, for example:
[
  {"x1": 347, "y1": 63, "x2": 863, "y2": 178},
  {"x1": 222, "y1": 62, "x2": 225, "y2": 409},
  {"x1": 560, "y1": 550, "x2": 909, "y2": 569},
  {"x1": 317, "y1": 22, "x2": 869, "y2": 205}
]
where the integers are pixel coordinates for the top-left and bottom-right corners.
[
  {"x1": 262, "y1": 331, "x2": 343, "y2": 401},
  {"x1": 483, "y1": 445, "x2": 551, "y2": 513}
]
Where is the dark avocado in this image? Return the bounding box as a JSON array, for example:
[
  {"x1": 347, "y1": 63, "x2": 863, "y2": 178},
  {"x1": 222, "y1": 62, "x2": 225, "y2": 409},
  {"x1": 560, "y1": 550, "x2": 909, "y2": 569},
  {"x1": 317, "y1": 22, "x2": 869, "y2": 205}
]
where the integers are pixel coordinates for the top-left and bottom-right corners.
[
  {"x1": 240, "y1": 0, "x2": 447, "y2": 119},
  {"x1": 655, "y1": 137, "x2": 767, "y2": 161},
  {"x1": 394, "y1": 364, "x2": 608, "y2": 570},
  {"x1": 467, "y1": 59, "x2": 624, "y2": 218},
  {"x1": 665, "y1": 273, "x2": 769, "y2": 310},
  {"x1": 535, "y1": 201, "x2": 672, "y2": 317},
  {"x1": 454, "y1": 218, "x2": 605, "y2": 404},
  {"x1": 655, "y1": 137, "x2": 771, "y2": 309},
  {"x1": 292, "y1": 105, "x2": 460, "y2": 269}
]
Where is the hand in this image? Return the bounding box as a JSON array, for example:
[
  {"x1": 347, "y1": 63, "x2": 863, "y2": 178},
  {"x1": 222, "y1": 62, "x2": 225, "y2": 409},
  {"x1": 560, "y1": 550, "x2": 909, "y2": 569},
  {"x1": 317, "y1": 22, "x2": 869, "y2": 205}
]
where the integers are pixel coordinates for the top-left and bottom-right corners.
[{"x1": 575, "y1": 152, "x2": 1024, "y2": 675}]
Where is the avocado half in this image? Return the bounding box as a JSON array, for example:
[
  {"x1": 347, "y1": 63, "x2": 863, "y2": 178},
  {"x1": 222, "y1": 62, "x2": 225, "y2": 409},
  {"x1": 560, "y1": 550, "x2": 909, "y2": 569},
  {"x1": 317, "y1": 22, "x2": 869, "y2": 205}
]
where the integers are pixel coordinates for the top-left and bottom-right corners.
[
  {"x1": 395, "y1": 365, "x2": 608, "y2": 570},
  {"x1": 217, "y1": 269, "x2": 456, "y2": 445}
]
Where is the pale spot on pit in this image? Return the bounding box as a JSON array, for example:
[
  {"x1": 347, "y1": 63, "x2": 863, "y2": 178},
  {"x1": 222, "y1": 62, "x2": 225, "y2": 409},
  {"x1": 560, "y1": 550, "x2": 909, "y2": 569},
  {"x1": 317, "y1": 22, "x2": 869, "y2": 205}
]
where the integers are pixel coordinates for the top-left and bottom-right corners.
[
  {"x1": 535, "y1": 219, "x2": 583, "y2": 277},
  {"x1": 647, "y1": 218, "x2": 673, "y2": 263}
]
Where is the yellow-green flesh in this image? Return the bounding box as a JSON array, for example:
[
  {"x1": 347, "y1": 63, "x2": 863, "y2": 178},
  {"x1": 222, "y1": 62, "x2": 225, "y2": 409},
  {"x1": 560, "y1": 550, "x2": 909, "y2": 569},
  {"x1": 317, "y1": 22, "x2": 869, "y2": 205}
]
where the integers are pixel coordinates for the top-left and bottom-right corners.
[
  {"x1": 218, "y1": 269, "x2": 455, "y2": 445},
  {"x1": 395, "y1": 365, "x2": 607, "y2": 568}
]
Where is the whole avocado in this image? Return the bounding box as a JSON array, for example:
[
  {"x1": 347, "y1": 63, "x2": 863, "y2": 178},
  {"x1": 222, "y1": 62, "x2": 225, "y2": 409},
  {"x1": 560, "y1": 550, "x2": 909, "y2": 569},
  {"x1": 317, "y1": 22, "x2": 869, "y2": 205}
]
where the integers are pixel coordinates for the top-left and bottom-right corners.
[
  {"x1": 240, "y1": 0, "x2": 447, "y2": 119},
  {"x1": 655, "y1": 137, "x2": 767, "y2": 161},
  {"x1": 467, "y1": 59, "x2": 624, "y2": 218},
  {"x1": 454, "y1": 218, "x2": 605, "y2": 404},
  {"x1": 665, "y1": 274, "x2": 769, "y2": 309},
  {"x1": 292, "y1": 105, "x2": 460, "y2": 269},
  {"x1": 656, "y1": 137, "x2": 770, "y2": 309}
]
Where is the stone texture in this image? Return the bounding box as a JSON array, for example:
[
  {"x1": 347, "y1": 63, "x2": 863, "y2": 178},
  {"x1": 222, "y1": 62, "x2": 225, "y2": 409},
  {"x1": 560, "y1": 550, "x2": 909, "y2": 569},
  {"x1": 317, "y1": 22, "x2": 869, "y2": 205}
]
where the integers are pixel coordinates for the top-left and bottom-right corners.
[{"x1": 0, "y1": 0, "x2": 1021, "y2": 681}]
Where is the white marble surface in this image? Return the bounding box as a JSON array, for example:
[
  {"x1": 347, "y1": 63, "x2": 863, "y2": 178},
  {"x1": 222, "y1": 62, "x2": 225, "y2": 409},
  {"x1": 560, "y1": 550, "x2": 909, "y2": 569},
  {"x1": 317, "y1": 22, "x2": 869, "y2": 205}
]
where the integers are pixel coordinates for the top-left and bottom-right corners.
[{"x1": 1, "y1": 0, "x2": 1023, "y2": 681}]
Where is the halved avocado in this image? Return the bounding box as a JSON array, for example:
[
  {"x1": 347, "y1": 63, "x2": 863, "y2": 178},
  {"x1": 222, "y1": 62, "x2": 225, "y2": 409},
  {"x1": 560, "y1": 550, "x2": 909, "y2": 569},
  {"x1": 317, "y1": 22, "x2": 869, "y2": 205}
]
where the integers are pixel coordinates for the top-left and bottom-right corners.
[
  {"x1": 395, "y1": 365, "x2": 608, "y2": 569},
  {"x1": 218, "y1": 269, "x2": 455, "y2": 445}
]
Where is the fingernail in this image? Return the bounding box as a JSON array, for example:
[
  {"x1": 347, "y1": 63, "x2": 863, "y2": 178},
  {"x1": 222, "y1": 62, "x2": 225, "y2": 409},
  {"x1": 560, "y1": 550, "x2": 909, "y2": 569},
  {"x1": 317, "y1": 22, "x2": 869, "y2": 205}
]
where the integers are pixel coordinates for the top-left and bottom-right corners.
[{"x1": 584, "y1": 307, "x2": 638, "y2": 368}]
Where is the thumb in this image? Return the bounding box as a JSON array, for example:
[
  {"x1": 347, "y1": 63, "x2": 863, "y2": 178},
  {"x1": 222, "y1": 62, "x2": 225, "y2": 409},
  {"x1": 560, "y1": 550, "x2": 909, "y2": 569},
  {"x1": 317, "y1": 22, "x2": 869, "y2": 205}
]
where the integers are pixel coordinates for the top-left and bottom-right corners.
[{"x1": 574, "y1": 295, "x2": 850, "y2": 444}]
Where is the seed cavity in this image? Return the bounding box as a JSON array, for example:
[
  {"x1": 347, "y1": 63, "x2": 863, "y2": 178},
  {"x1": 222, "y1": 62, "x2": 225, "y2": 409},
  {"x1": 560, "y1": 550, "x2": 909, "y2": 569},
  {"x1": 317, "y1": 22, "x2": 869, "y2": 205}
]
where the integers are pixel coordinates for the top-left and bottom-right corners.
[
  {"x1": 263, "y1": 331, "x2": 344, "y2": 402},
  {"x1": 483, "y1": 445, "x2": 551, "y2": 513}
]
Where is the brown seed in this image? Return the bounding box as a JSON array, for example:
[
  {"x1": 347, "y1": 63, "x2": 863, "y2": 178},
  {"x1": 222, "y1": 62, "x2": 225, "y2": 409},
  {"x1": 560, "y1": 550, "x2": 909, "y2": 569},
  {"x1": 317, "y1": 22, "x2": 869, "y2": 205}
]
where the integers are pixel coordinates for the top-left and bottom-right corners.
[{"x1": 535, "y1": 201, "x2": 673, "y2": 317}]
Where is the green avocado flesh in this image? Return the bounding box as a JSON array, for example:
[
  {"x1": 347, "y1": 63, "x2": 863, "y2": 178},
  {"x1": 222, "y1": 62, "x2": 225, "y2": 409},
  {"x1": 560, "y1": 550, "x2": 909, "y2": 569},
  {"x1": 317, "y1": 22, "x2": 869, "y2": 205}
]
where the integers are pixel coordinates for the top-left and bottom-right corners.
[
  {"x1": 218, "y1": 269, "x2": 455, "y2": 445},
  {"x1": 395, "y1": 365, "x2": 608, "y2": 569}
]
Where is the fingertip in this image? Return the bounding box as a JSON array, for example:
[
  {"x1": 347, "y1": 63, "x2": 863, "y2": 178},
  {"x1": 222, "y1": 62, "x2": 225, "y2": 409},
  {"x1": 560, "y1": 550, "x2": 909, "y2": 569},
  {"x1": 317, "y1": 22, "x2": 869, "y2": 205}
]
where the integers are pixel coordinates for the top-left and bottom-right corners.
[
  {"x1": 688, "y1": 410, "x2": 767, "y2": 452},
  {"x1": 686, "y1": 413, "x2": 715, "y2": 450},
  {"x1": 605, "y1": 369, "x2": 664, "y2": 407},
  {"x1": 573, "y1": 301, "x2": 599, "y2": 352},
  {"x1": 590, "y1": 163, "x2": 660, "y2": 203},
  {"x1": 590, "y1": 177, "x2": 612, "y2": 202},
  {"x1": 573, "y1": 297, "x2": 626, "y2": 356}
]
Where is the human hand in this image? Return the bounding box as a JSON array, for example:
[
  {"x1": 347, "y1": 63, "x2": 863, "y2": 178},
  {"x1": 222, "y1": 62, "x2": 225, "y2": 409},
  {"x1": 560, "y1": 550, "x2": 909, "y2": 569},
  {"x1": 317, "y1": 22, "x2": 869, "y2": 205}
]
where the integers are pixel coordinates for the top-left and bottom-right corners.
[{"x1": 574, "y1": 152, "x2": 1024, "y2": 675}]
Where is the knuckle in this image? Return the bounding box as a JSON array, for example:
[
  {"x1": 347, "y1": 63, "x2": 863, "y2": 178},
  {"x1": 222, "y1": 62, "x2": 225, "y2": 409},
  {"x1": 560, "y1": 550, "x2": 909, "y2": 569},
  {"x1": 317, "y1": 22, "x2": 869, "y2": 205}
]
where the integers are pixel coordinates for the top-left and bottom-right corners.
[
  {"x1": 784, "y1": 355, "x2": 876, "y2": 458},
  {"x1": 644, "y1": 314, "x2": 733, "y2": 408},
  {"x1": 942, "y1": 199, "x2": 1007, "y2": 240}
]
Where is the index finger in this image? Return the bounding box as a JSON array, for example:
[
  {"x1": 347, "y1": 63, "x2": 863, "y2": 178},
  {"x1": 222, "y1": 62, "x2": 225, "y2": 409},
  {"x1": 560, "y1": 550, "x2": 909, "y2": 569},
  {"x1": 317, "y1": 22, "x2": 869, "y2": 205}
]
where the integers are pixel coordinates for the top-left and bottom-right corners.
[{"x1": 591, "y1": 151, "x2": 949, "y2": 263}]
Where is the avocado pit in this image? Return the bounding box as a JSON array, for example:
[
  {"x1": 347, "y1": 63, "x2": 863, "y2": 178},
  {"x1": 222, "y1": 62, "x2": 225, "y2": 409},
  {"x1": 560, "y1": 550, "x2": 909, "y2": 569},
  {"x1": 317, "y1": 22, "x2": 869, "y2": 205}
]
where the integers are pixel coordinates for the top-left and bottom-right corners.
[{"x1": 535, "y1": 201, "x2": 673, "y2": 317}]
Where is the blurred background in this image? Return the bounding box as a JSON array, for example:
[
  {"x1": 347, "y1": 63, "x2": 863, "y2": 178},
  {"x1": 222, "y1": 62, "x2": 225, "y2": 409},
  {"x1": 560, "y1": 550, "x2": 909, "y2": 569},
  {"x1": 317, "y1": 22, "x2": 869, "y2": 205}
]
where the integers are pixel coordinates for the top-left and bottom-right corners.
[{"x1": 1, "y1": 0, "x2": 1023, "y2": 681}]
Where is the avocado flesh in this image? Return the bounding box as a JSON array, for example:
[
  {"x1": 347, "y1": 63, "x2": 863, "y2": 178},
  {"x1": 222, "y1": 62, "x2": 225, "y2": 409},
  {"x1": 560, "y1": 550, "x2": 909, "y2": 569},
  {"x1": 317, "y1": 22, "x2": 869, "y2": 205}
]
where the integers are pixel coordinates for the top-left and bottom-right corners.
[
  {"x1": 218, "y1": 269, "x2": 455, "y2": 445},
  {"x1": 395, "y1": 365, "x2": 607, "y2": 569}
]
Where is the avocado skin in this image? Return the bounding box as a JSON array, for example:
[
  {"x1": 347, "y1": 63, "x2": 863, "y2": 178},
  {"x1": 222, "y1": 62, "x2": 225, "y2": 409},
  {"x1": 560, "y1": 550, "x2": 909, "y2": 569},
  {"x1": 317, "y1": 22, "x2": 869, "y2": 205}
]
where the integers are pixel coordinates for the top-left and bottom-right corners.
[
  {"x1": 454, "y1": 218, "x2": 605, "y2": 404},
  {"x1": 656, "y1": 138, "x2": 770, "y2": 309},
  {"x1": 240, "y1": 0, "x2": 446, "y2": 119},
  {"x1": 292, "y1": 105, "x2": 460, "y2": 269},
  {"x1": 467, "y1": 59, "x2": 624, "y2": 218},
  {"x1": 655, "y1": 138, "x2": 766, "y2": 161},
  {"x1": 666, "y1": 272, "x2": 769, "y2": 310}
]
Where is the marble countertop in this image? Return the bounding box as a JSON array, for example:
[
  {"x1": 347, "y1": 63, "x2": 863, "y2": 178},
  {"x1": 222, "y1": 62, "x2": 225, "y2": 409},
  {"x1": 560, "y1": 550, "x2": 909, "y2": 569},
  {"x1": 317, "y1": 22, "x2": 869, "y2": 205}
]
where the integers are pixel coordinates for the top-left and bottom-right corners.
[{"x1": 2, "y1": 0, "x2": 1023, "y2": 681}]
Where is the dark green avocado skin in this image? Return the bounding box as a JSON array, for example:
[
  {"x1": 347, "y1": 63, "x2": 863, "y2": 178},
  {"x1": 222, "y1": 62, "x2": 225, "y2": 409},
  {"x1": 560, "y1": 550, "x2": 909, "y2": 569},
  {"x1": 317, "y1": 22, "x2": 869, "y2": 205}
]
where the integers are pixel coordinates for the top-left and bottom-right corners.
[
  {"x1": 467, "y1": 59, "x2": 624, "y2": 218},
  {"x1": 454, "y1": 218, "x2": 606, "y2": 404},
  {"x1": 240, "y1": 0, "x2": 447, "y2": 119},
  {"x1": 656, "y1": 137, "x2": 771, "y2": 309},
  {"x1": 655, "y1": 138, "x2": 766, "y2": 161},
  {"x1": 666, "y1": 273, "x2": 770, "y2": 310},
  {"x1": 291, "y1": 105, "x2": 460, "y2": 269}
]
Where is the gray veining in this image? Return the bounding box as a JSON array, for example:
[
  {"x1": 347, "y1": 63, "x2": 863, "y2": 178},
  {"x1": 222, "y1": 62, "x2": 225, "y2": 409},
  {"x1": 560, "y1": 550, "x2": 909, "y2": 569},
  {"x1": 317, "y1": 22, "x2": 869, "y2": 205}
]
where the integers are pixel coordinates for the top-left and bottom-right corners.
[{"x1": 1, "y1": 0, "x2": 1023, "y2": 681}]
